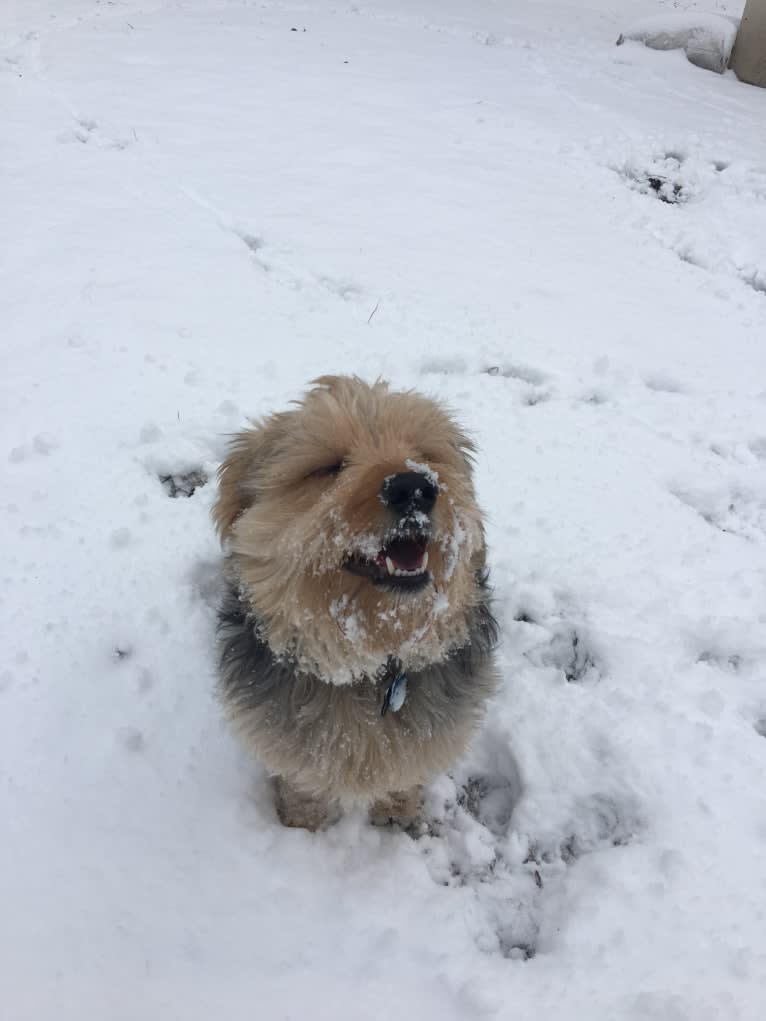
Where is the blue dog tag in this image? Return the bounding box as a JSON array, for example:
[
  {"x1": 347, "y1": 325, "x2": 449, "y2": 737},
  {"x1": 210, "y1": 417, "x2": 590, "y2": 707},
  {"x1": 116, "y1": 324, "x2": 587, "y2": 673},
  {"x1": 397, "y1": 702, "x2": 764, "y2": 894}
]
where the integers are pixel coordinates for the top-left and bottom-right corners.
[{"x1": 381, "y1": 672, "x2": 408, "y2": 716}]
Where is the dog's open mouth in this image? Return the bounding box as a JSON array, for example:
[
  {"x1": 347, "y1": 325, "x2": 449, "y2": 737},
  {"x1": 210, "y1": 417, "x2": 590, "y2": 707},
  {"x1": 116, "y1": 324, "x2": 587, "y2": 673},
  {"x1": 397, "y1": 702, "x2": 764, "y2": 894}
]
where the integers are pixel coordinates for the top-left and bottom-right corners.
[{"x1": 344, "y1": 535, "x2": 431, "y2": 591}]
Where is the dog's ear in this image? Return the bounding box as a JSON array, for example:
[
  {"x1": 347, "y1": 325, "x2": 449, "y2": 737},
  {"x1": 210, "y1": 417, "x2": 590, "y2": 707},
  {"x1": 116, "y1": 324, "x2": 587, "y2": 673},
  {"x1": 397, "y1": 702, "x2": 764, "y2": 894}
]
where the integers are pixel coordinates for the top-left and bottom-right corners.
[
  {"x1": 213, "y1": 424, "x2": 276, "y2": 541},
  {"x1": 451, "y1": 426, "x2": 477, "y2": 475}
]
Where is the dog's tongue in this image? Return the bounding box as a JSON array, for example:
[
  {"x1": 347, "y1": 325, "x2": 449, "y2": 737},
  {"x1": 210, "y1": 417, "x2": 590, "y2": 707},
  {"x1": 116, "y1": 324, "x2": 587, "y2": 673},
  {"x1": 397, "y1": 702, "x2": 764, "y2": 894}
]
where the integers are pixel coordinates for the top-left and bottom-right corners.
[{"x1": 385, "y1": 538, "x2": 424, "y2": 571}]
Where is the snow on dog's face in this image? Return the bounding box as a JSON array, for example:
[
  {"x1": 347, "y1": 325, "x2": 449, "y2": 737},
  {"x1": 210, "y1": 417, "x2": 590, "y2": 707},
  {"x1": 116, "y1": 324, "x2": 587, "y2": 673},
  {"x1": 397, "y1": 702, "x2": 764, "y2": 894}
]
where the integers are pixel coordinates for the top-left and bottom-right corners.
[{"x1": 214, "y1": 376, "x2": 486, "y2": 683}]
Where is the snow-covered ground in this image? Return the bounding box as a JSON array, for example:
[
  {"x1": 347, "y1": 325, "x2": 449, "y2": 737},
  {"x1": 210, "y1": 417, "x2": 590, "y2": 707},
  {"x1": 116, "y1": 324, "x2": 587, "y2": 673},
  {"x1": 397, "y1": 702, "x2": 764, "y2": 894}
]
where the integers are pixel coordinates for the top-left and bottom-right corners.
[{"x1": 3, "y1": 0, "x2": 766, "y2": 1017}]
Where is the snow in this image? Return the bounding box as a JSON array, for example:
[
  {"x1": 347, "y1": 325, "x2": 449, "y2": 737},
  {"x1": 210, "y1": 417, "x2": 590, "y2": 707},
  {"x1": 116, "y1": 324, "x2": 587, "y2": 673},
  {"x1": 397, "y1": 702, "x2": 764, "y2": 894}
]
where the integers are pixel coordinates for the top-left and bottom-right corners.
[
  {"x1": 617, "y1": 11, "x2": 740, "y2": 73},
  {"x1": 2, "y1": 0, "x2": 766, "y2": 1018},
  {"x1": 405, "y1": 457, "x2": 440, "y2": 485}
]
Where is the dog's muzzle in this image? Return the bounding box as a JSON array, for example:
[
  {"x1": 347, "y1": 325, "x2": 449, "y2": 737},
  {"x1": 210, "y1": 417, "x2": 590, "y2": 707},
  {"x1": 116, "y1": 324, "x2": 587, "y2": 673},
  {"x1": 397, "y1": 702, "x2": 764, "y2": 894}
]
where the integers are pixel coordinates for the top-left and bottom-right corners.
[{"x1": 343, "y1": 471, "x2": 438, "y2": 592}]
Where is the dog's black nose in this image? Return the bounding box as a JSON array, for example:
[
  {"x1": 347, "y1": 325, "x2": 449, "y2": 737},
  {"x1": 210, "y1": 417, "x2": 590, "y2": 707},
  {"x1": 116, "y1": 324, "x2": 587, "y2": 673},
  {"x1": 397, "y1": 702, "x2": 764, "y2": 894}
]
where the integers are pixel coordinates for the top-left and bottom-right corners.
[{"x1": 381, "y1": 471, "x2": 438, "y2": 515}]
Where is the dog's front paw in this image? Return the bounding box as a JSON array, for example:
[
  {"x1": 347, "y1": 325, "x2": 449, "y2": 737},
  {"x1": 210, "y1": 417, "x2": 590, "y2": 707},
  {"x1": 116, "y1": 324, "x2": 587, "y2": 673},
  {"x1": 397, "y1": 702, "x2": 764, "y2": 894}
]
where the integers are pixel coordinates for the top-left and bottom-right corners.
[
  {"x1": 274, "y1": 776, "x2": 339, "y2": 831},
  {"x1": 369, "y1": 786, "x2": 424, "y2": 828}
]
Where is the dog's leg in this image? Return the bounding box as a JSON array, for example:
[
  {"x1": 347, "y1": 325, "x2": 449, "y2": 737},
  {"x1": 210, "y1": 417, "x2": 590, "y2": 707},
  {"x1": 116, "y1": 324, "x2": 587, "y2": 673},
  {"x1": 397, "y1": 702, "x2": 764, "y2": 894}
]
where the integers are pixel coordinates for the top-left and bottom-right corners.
[
  {"x1": 274, "y1": 775, "x2": 339, "y2": 831},
  {"x1": 369, "y1": 786, "x2": 424, "y2": 827}
]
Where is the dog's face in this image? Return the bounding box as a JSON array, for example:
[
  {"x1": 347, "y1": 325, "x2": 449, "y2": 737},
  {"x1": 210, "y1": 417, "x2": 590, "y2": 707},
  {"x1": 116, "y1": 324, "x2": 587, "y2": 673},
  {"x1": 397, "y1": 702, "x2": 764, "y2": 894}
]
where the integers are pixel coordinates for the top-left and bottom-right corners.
[{"x1": 214, "y1": 376, "x2": 486, "y2": 682}]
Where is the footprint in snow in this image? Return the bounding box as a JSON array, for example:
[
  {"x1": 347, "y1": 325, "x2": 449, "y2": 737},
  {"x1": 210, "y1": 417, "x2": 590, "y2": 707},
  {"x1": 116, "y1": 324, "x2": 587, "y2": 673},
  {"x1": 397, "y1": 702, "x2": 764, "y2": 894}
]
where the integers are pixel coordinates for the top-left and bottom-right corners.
[
  {"x1": 188, "y1": 558, "x2": 226, "y2": 610},
  {"x1": 409, "y1": 716, "x2": 640, "y2": 961},
  {"x1": 618, "y1": 151, "x2": 688, "y2": 204},
  {"x1": 483, "y1": 362, "x2": 550, "y2": 386},
  {"x1": 644, "y1": 373, "x2": 686, "y2": 395},
  {"x1": 708, "y1": 437, "x2": 766, "y2": 466},
  {"x1": 614, "y1": 149, "x2": 766, "y2": 297},
  {"x1": 58, "y1": 116, "x2": 132, "y2": 150},
  {"x1": 417, "y1": 359, "x2": 553, "y2": 408},
  {"x1": 233, "y1": 230, "x2": 271, "y2": 272},
  {"x1": 317, "y1": 275, "x2": 363, "y2": 301},
  {"x1": 159, "y1": 468, "x2": 208, "y2": 498},
  {"x1": 671, "y1": 484, "x2": 766, "y2": 543},
  {"x1": 230, "y1": 228, "x2": 364, "y2": 302},
  {"x1": 419, "y1": 356, "x2": 468, "y2": 376},
  {"x1": 414, "y1": 756, "x2": 539, "y2": 960}
]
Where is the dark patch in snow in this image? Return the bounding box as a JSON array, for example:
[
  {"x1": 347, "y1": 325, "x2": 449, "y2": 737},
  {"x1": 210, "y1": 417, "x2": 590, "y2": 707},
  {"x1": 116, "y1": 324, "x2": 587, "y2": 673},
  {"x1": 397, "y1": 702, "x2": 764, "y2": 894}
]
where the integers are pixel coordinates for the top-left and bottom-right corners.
[
  {"x1": 647, "y1": 175, "x2": 684, "y2": 203},
  {"x1": 117, "y1": 727, "x2": 145, "y2": 753},
  {"x1": 160, "y1": 469, "x2": 208, "y2": 498},
  {"x1": 741, "y1": 270, "x2": 766, "y2": 296},
  {"x1": 239, "y1": 233, "x2": 264, "y2": 253},
  {"x1": 497, "y1": 935, "x2": 536, "y2": 961},
  {"x1": 754, "y1": 719, "x2": 766, "y2": 739},
  {"x1": 563, "y1": 631, "x2": 598, "y2": 682},
  {"x1": 676, "y1": 248, "x2": 705, "y2": 269},
  {"x1": 619, "y1": 153, "x2": 688, "y2": 205},
  {"x1": 458, "y1": 769, "x2": 521, "y2": 838},
  {"x1": 528, "y1": 626, "x2": 601, "y2": 683},
  {"x1": 114, "y1": 646, "x2": 132, "y2": 661},
  {"x1": 233, "y1": 230, "x2": 270, "y2": 270},
  {"x1": 529, "y1": 794, "x2": 640, "y2": 866},
  {"x1": 189, "y1": 559, "x2": 226, "y2": 609},
  {"x1": 697, "y1": 650, "x2": 742, "y2": 671}
]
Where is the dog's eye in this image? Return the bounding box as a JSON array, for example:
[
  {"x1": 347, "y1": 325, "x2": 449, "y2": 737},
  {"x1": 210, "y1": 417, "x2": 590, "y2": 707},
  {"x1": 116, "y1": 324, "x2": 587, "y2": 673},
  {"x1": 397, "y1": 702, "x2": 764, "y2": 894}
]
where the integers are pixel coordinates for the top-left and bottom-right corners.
[{"x1": 308, "y1": 461, "x2": 345, "y2": 480}]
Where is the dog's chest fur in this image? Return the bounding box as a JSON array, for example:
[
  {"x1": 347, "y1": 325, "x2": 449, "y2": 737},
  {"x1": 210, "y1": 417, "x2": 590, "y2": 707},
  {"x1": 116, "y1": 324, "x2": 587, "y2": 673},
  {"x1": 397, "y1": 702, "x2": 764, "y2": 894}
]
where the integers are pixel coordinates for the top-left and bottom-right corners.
[{"x1": 217, "y1": 577, "x2": 498, "y2": 804}]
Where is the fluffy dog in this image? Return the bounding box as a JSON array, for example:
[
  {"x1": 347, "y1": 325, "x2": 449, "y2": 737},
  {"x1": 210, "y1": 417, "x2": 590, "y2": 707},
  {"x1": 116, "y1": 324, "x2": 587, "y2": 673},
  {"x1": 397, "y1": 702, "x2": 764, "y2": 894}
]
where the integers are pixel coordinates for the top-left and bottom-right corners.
[{"x1": 213, "y1": 376, "x2": 498, "y2": 830}]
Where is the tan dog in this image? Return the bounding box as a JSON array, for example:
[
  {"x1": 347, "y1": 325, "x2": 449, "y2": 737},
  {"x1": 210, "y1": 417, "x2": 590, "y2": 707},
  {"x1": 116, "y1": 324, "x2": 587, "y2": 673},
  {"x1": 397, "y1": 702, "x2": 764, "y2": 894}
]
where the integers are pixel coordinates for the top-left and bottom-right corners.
[{"x1": 213, "y1": 376, "x2": 498, "y2": 829}]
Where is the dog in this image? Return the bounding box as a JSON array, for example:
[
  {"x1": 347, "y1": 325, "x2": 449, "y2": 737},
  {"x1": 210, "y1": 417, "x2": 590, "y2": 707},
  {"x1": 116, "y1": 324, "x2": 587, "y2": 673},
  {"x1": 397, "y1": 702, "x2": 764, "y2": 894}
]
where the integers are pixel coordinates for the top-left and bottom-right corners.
[{"x1": 213, "y1": 375, "x2": 498, "y2": 830}]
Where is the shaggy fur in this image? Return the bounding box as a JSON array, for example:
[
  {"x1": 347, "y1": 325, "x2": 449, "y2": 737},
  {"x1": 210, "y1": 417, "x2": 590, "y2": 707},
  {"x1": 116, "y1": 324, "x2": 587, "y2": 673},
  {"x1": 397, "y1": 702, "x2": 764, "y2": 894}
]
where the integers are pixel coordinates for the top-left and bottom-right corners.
[{"x1": 213, "y1": 375, "x2": 499, "y2": 829}]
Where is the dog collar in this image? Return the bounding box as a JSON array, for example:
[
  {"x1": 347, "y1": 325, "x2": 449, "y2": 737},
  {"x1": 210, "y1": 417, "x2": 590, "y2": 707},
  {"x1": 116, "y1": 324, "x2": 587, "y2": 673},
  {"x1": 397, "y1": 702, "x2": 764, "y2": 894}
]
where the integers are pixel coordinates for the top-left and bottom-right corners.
[{"x1": 381, "y1": 665, "x2": 408, "y2": 716}]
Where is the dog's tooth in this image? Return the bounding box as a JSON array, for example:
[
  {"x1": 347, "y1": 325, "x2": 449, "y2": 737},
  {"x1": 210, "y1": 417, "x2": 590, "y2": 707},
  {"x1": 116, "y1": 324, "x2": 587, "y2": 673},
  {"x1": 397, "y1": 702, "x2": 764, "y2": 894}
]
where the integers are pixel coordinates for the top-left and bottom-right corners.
[
  {"x1": 386, "y1": 556, "x2": 395, "y2": 576},
  {"x1": 422, "y1": 552, "x2": 428, "y2": 571}
]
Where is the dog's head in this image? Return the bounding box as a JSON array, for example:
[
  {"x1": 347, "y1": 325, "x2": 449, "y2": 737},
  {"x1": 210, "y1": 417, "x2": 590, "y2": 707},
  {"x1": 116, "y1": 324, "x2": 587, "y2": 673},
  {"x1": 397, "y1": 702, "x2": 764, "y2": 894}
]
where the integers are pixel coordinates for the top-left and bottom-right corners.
[{"x1": 214, "y1": 376, "x2": 486, "y2": 682}]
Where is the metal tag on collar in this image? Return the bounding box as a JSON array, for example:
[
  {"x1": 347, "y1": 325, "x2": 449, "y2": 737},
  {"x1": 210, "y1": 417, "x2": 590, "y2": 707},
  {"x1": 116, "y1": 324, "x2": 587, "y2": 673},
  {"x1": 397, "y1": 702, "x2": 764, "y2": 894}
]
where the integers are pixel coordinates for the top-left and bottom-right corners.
[{"x1": 381, "y1": 671, "x2": 408, "y2": 716}]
